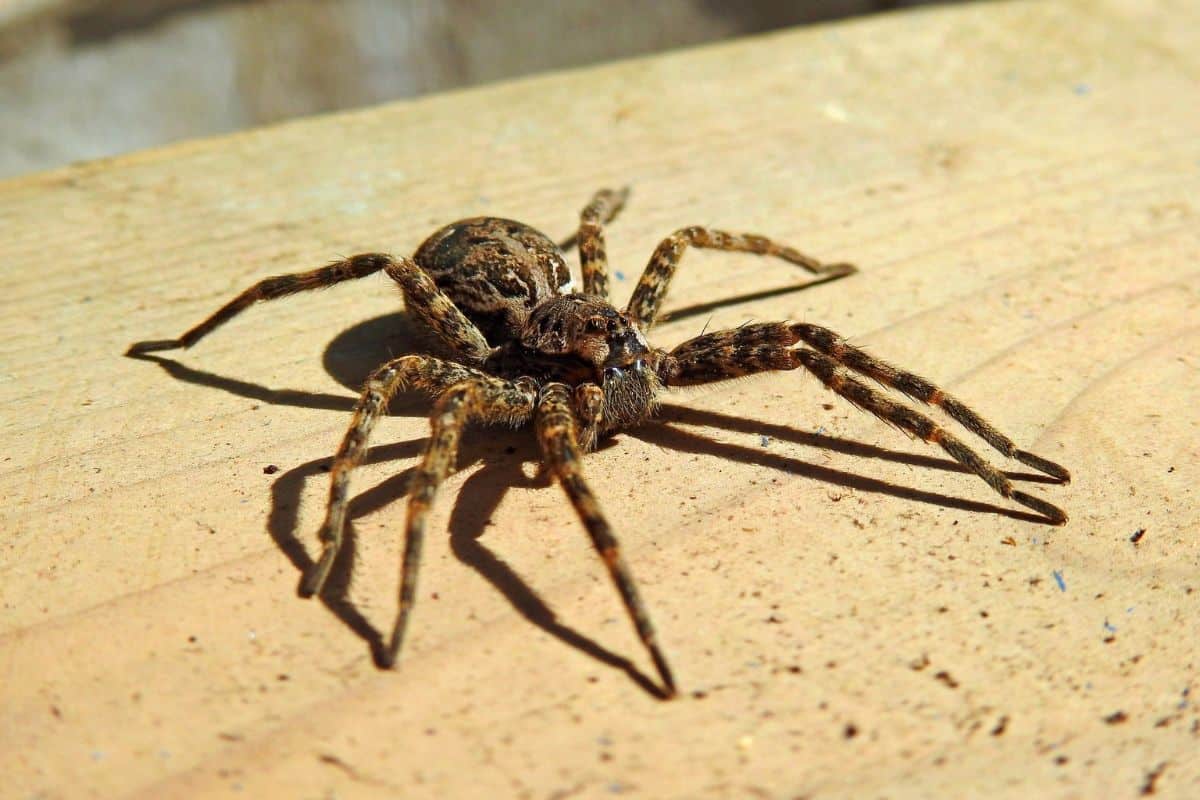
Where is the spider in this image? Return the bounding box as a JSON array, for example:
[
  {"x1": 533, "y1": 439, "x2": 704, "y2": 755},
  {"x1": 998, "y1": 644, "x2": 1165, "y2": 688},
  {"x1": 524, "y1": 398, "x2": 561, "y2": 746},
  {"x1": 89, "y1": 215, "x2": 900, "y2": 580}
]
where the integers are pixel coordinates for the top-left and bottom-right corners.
[{"x1": 128, "y1": 187, "x2": 1070, "y2": 698}]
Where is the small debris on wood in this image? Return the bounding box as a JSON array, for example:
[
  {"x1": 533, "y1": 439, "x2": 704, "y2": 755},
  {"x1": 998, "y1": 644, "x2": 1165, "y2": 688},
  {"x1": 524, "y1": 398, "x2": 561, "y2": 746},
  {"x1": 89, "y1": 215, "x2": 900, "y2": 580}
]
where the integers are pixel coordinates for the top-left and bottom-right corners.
[
  {"x1": 1104, "y1": 710, "x2": 1128, "y2": 725},
  {"x1": 1130, "y1": 528, "x2": 1146, "y2": 544},
  {"x1": 1141, "y1": 761, "x2": 1168, "y2": 796},
  {"x1": 263, "y1": 464, "x2": 279, "y2": 475},
  {"x1": 934, "y1": 670, "x2": 959, "y2": 689}
]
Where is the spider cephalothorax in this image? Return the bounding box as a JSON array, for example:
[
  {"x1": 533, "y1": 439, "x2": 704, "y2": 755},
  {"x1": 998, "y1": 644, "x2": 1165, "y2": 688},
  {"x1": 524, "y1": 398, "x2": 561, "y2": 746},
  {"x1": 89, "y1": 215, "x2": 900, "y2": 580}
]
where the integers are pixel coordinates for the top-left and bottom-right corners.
[
  {"x1": 128, "y1": 187, "x2": 1070, "y2": 698},
  {"x1": 495, "y1": 294, "x2": 660, "y2": 435}
]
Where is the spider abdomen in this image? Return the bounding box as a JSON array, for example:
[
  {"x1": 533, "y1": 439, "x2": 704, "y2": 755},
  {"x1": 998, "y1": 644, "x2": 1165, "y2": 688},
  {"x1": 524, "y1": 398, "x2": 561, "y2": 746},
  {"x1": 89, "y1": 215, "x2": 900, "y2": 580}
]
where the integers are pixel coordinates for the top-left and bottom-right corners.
[{"x1": 414, "y1": 217, "x2": 573, "y2": 345}]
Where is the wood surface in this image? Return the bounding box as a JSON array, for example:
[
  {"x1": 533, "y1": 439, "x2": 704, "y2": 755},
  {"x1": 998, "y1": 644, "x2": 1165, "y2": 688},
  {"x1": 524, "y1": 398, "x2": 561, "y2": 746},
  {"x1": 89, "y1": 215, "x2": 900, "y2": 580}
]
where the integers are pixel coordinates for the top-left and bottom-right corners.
[{"x1": 2, "y1": 1, "x2": 1197, "y2": 797}]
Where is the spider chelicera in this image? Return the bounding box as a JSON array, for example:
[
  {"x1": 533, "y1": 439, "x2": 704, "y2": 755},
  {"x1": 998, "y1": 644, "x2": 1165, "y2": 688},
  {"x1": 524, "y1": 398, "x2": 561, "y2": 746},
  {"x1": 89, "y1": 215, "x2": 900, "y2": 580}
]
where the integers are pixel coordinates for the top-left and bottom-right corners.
[{"x1": 128, "y1": 187, "x2": 1070, "y2": 697}]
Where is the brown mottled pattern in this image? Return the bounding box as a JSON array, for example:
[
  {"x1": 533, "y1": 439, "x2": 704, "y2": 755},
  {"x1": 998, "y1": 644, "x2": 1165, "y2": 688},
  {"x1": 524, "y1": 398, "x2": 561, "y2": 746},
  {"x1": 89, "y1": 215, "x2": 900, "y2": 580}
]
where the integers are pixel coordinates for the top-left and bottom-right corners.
[
  {"x1": 127, "y1": 187, "x2": 1069, "y2": 695},
  {"x1": 381, "y1": 256, "x2": 492, "y2": 362},
  {"x1": 536, "y1": 383, "x2": 675, "y2": 695},
  {"x1": 577, "y1": 186, "x2": 629, "y2": 299},
  {"x1": 386, "y1": 375, "x2": 537, "y2": 666},
  {"x1": 625, "y1": 225, "x2": 854, "y2": 329},
  {"x1": 784, "y1": 322, "x2": 1071, "y2": 481},
  {"x1": 414, "y1": 217, "x2": 571, "y2": 345},
  {"x1": 659, "y1": 322, "x2": 1068, "y2": 524},
  {"x1": 301, "y1": 355, "x2": 501, "y2": 597},
  {"x1": 573, "y1": 383, "x2": 605, "y2": 452}
]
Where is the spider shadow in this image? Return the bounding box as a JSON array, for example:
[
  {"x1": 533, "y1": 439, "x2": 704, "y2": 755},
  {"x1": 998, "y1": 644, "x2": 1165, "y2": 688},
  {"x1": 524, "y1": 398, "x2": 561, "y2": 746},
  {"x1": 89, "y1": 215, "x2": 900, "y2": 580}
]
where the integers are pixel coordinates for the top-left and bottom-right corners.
[
  {"x1": 654, "y1": 266, "x2": 856, "y2": 326},
  {"x1": 131, "y1": 298, "x2": 1059, "y2": 692},
  {"x1": 446, "y1": 455, "x2": 668, "y2": 698},
  {"x1": 126, "y1": 311, "x2": 666, "y2": 692},
  {"x1": 124, "y1": 312, "x2": 444, "y2": 419},
  {"x1": 268, "y1": 429, "x2": 667, "y2": 697},
  {"x1": 632, "y1": 403, "x2": 1059, "y2": 524}
]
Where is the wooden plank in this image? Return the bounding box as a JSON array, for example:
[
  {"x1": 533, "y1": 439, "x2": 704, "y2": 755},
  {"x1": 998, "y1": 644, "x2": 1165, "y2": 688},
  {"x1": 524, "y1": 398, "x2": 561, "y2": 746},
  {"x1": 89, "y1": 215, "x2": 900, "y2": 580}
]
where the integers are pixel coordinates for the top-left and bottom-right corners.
[{"x1": 2, "y1": 1, "x2": 1197, "y2": 797}]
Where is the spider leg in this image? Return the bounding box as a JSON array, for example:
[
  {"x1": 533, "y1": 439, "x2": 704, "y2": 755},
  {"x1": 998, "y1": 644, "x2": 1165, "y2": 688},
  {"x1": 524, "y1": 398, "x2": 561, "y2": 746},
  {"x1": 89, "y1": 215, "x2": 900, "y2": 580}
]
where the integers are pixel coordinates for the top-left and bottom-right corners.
[
  {"x1": 782, "y1": 323, "x2": 1070, "y2": 482},
  {"x1": 575, "y1": 187, "x2": 630, "y2": 299},
  {"x1": 301, "y1": 356, "x2": 522, "y2": 597},
  {"x1": 657, "y1": 324, "x2": 1068, "y2": 525},
  {"x1": 573, "y1": 383, "x2": 605, "y2": 452},
  {"x1": 626, "y1": 226, "x2": 856, "y2": 329},
  {"x1": 127, "y1": 254, "x2": 492, "y2": 364},
  {"x1": 383, "y1": 374, "x2": 537, "y2": 668},
  {"x1": 382, "y1": 257, "x2": 492, "y2": 363},
  {"x1": 127, "y1": 254, "x2": 391, "y2": 354},
  {"x1": 558, "y1": 187, "x2": 628, "y2": 253},
  {"x1": 536, "y1": 382, "x2": 676, "y2": 697}
]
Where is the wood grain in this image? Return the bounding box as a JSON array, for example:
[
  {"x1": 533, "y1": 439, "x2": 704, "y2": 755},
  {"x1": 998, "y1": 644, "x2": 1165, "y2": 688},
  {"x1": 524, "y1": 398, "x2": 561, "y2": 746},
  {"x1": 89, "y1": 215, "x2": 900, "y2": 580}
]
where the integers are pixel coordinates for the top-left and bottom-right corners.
[{"x1": 2, "y1": 1, "x2": 1197, "y2": 797}]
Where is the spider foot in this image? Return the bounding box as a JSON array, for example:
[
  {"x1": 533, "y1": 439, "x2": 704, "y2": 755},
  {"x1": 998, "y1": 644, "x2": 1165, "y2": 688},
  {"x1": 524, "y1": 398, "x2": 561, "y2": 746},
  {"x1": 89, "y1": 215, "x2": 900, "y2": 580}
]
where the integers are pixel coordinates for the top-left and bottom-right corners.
[
  {"x1": 1016, "y1": 450, "x2": 1071, "y2": 483},
  {"x1": 1012, "y1": 490, "x2": 1068, "y2": 525},
  {"x1": 126, "y1": 338, "x2": 185, "y2": 356},
  {"x1": 821, "y1": 261, "x2": 858, "y2": 278},
  {"x1": 375, "y1": 648, "x2": 398, "y2": 670},
  {"x1": 649, "y1": 645, "x2": 678, "y2": 699},
  {"x1": 381, "y1": 610, "x2": 413, "y2": 670},
  {"x1": 299, "y1": 543, "x2": 338, "y2": 598}
]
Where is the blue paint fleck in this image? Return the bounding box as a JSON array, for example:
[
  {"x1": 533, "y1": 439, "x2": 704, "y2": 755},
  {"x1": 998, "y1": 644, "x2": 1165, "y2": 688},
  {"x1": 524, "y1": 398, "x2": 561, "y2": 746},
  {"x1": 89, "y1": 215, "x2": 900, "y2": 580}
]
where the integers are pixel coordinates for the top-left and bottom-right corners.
[
  {"x1": 1073, "y1": 83, "x2": 1091, "y2": 96},
  {"x1": 614, "y1": 270, "x2": 626, "y2": 281},
  {"x1": 759, "y1": 435, "x2": 771, "y2": 447},
  {"x1": 1052, "y1": 570, "x2": 1066, "y2": 591},
  {"x1": 1103, "y1": 619, "x2": 1117, "y2": 633}
]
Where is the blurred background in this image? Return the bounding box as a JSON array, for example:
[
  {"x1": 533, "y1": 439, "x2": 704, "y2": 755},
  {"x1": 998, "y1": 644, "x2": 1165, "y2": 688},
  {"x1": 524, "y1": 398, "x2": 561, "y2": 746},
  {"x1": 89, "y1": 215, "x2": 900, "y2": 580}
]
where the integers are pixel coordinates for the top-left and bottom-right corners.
[{"x1": 0, "y1": 0, "x2": 965, "y2": 179}]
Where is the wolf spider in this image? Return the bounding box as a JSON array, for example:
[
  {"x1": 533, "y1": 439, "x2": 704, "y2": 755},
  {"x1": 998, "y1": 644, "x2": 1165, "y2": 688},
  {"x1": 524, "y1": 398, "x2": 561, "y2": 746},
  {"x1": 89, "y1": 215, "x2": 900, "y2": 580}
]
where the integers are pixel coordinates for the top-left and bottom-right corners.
[{"x1": 128, "y1": 187, "x2": 1070, "y2": 697}]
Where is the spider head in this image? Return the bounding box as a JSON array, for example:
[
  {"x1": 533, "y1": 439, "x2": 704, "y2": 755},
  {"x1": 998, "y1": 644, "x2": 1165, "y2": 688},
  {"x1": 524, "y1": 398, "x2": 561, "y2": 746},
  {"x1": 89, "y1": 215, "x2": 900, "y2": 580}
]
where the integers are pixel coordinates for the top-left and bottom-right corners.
[{"x1": 521, "y1": 295, "x2": 650, "y2": 381}]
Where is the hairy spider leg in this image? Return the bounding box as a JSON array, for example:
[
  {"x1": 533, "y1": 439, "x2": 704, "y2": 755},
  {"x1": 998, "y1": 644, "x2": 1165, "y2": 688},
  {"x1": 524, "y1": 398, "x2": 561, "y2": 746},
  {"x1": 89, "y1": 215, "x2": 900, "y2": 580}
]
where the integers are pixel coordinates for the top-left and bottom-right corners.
[
  {"x1": 383, "y1": 375, "x2": 538, "y2": 667},
  {"x1": 625, "y1": 226, "x2": 857, "y2": 329},
  {"x1": 536, "y1": 383, "x2": 677, "y2": 696},
  {"x1": 658, "y1": 323, "x2": 1068, "y2": 525},
  {"x1": 558, "y1": 187, "x2": 628, "y2": 254},
  {"x1": 573, "y1": 383, "x2": 605, "y2": 452},
  {"x1": 127, "y1": 253, "x2": 492, "y2": 363},
  {"x1": 576, "y1": 187, "x2": 630, "y2": 299},
  {"x1": 782, "y1": 322, "x2": 1071, "y2": 482},
  {"x1": 300, "y1": 355, "x2": 502, "y2": 597},
  {"x1": 126, "y1": 254, "x2": 392, "y2": 354}
]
